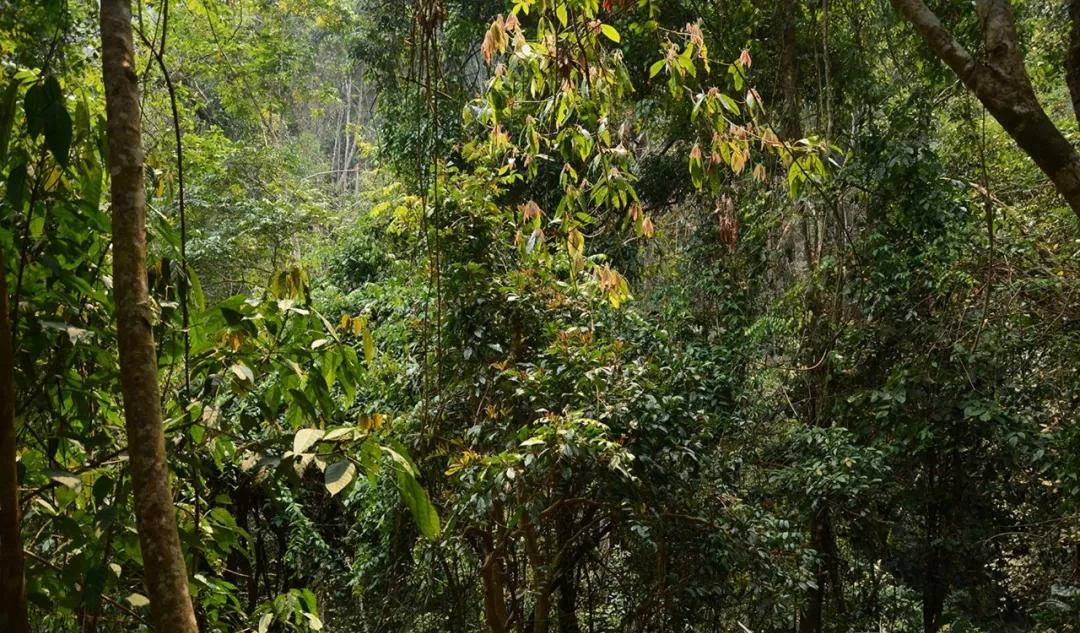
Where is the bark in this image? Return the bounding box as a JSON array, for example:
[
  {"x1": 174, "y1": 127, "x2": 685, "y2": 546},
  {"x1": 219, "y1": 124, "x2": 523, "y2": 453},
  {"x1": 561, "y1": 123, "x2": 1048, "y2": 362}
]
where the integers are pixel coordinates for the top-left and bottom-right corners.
[
  {"x1": 554, "y1": 510, "x2": 580, "y2": 633},
  {"x1": 555, "y1": 573, "x2": 578, "y2": 633},
  {"x1": 99, "y1": 2, "x2": 199, "y2": 633},
  {"x1": 800, "y1": 506, "x2": 844, "y2": 633},
  {"x1": 473, "y1": 504, "x2": 510, "y2": 633},
  {"x1": 799, "y1": 507, "x2": 827, "y2": 633},
  {"x1": 522, "y1": 514, "x2": 550, "y2": 633},
  {"x1": 922, "y1": 450, "x2": 945, "y2": 633},
  {"x1": 890, "y1": 0, "x2": 1080, "y2": 219},
  {"x1": 1068, "y1": 0, "x2": 1080, "y2": 130},
  {"x1": 781, "y1": 8, "x2": 842, "y2": 627},
  {"x1": 0, "y1": 251, "x2": 29, "y2": 633},
  {"x1": 922, "y1": 578, "x2": 945, "y2": 633},
  {"x1": 778, "y1": 0, "x2": 802, "y2": 139},
  {"x1": 479, "y1": 531, "x2": 509, "y2": 633}
]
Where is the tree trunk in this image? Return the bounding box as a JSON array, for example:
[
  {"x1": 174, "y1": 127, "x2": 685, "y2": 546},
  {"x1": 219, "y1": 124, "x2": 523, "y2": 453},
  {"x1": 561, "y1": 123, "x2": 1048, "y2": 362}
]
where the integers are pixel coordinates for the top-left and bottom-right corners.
[
  {"x1": 778, "y1": 0, "x2": 802, "y2": 139},
  {"x1": 522, "y1": 514, "x2": 551, "y2": 633},
  {"x1": 0, "y1": 251, "x2": 29, "y2": 633},
  {"x1": 99, "y1": 2, "x2": 200, "y2": 632},
  {"x1": 889, "y1": 0, "x2": 1080, "y2": 219},
  {"x1": 1068, "y1": 0, "x2": 1080, "y2": 130},
  {"x1": 479, "y1": 532, "x2": 509, "y2": 633},
  {"x1": 554, "y1": 510, "x2": 580, "y2": 633},
  {"x1": 922, "y1": 579, "x2": 945, "y2": 633},
  {"x1": 922, "y1": 451, "x2": 945, "y2": 633},
  {"x1": 799, "y1": 507, "x2": 827, "y2": 633}
]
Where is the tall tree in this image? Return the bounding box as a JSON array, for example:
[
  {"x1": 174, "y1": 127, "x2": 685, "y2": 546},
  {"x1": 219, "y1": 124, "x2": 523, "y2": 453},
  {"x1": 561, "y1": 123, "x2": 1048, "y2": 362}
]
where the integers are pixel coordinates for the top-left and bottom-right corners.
[
  {"x1": 889, "y1": 0, "x2": 1080, "y2": 219},
  {"x1": 1068, "y1": 0, "x2": 1080, "y2": 129},
  {"x1": 0, "y1": 251, "x2": 29, "y2": 633},
  {"x1": 99, "y1": 1, "x2": 200, "y2": 632}
]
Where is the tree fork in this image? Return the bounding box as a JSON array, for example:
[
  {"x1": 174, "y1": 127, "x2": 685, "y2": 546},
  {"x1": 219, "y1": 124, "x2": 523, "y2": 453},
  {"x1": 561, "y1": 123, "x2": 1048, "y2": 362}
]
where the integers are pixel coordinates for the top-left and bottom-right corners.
[{"x1": 890, "y1": 0, "x2": 1080, "y2": 220}]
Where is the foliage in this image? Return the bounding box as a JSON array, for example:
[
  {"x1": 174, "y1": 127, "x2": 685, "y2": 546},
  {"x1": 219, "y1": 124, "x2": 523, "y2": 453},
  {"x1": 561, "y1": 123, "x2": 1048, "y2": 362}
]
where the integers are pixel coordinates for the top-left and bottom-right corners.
[{"x1": 2, "y1": 1, "x2": 1079, "y2": 632}]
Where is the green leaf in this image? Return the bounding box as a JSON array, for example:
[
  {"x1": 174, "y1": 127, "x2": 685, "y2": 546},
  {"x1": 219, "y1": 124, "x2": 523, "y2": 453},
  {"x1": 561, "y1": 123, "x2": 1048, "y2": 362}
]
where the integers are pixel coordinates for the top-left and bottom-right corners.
[
  {"x1": 0, "y1": 79, "x2": 19, "y2": 165},
  {"x1": 600, "y1": 24, "x2": 620, "y2": 43},
  {"x1": 362, "y1": 323, "x2": 375, "y2": 366},
  {"x1": 5, "y1": 162, "x2": 27, "y2": 210},
  {"x1": 220, "y1": 307, "x2": 245, "y2": 326},
  {"x1": 678, "y1": 54, "x2": 696, "y2": 78},
  {"x1": 293, "y1": 428, "x2": 324, "y2": 454},
  {"x1": 381, "y1": 445, "x2": 419, "y2": 477},
  {"x1": 257, "y1": 613, "x2": 274, "y2": 633},
  {"x1": 556, "y1": 4, "x2": 568, "y2": 26},
  {"x1": 358, "y1": 437, "x2": 381, "y2": 483},
  {"x1": 649, "y1": 60, "x2": 665, "y2": 78},
  {"x1": 728, "y1": 63, "x2": 744, "y2": 90},
  {"x1": 43, "y1": 96, "x2": 72, "y2": 166},
  {"x1": 556, "y1": 97, "x2": 570, "y2": 127},
  {"x1": 719, "y1": 93, "x2": 740, "y2": 115},
  {"x1": 23, "y1": 83, "x2": 46, "y2": 137},
  {"x1": 74, "y1": 95, "x2": 90, "y2": 141},
  {"x1": 22, "y1": 77, "x2": 71, "y2": 165},
  {"x1": 304, "y1": 613, "x2": 324, "y2": 631},
  {"x1": 288, "y1": 388, "x2": 318, "y2": 423},
  {"x1": 787, "y1": 161, "x2": 804, "y2": 198},
  {"x1": 395, "y1": 466, "x2": 440, "y2": 540},
  {"x1": 324, "y1": 461, "x2": 355, "y2": 496}
]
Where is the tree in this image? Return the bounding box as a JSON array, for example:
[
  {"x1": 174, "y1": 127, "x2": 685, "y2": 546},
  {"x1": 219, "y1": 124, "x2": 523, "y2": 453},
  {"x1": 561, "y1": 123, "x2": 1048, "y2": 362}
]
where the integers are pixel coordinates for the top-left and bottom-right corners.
[
  {"x1": 99, "y1": 1, "x2": 199, "y2": 632},
  {"x1": 1069, "y1": 0, "x2": 1080, "y2": 129},
  {"x1": 889, "y1": 0, "x2": 1080, "y2": 219},
  {"x1": 0, "y1": 251, "x2": 29, "y2": 633}
]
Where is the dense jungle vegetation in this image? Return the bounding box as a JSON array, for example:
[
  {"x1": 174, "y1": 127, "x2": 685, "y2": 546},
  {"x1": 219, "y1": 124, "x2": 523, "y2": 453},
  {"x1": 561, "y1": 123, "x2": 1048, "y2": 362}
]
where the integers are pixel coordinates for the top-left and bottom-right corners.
[{"x1": 2, "y1": 0, "x2": 1080, "y2": 632}]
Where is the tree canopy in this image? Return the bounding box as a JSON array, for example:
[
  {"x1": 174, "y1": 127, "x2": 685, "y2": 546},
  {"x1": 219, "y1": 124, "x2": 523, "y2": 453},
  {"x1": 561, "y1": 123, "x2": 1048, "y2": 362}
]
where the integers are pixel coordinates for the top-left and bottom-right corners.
[{"x1": 1, "y1": 1, "x2": 1079, "y2": 633}]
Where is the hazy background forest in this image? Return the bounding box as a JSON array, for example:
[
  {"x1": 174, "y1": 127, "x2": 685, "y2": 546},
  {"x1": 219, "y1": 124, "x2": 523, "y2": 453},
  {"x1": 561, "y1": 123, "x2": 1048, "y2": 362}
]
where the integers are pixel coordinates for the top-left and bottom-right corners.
[{"x1": 1, "y1": 0, "x2": 1079, "y2": 632}]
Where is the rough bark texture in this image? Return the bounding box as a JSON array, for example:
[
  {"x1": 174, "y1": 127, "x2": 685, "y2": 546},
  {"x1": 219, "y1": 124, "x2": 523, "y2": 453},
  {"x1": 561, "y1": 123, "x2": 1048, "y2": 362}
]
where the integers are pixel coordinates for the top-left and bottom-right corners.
[
  {"x1": 1068, "y1": 0, "x2": 1080, "y2": 130},
  {"x1": 0, "y1": 251, "x2": 29, "y2": 633},
  {"x1": 890, "y1": 0, "x2": 1080, "y2": 219},
  {"x1": 99, "y1": 2, "x2": 200, "y2": 632}
]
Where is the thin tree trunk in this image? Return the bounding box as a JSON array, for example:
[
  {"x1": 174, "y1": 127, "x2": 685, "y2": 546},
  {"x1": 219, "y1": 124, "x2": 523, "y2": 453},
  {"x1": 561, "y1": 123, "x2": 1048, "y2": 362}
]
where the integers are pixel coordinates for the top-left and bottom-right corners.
[
  {"x1": 922, "y1": 586, "x2": 945, "y2": 633},
  {"x1": 890, "y1": 0, "x2": 1080, "y2": 218},
  {"x1": 778, "y1": 0, "x2": 802, "y2": 139},
  {"x1": 100, "y1": 2, "x2": 199, "y2": 632},
  {"x1": 555, "y1": 510, "x2": 580, "y2": 633},
  {"x1": 522, "y1": 514, "x2": 551, "y2": 633},
  {"x1": 339, "y1": 78, "x2": 353, "y2": 190},
  {"x1": 1067, "y1": 0, "x2": 1080, "y2": 130},
  {"x1": 480, "y1": 545, "x2": 510, "y2": 633},
  {"x1": 780, "y1": 9, "x2": 843, "y2": 629},
  {"x1": 0, "y1": 250, "x2": 29, "y2": 633}
]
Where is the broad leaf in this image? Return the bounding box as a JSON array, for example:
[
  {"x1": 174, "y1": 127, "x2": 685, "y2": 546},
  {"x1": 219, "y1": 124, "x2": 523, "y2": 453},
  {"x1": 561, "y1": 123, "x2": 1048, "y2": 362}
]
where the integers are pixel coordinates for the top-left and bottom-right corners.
[
  {"x1": 293, "y1": 428, "x2": 324, "y2": 454},
  {"x1": 324, "y1": 461, "x2": 355, "y2": 496},
  {"x1": 600, "y1": 24, "x2": 620, "y2": 43},
  {"x1": 395, "y1": 466, "x2": 440, "y2": 540},
  {"x1": 258, "y1": 613, "x2": 274, "y2": 633}
]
